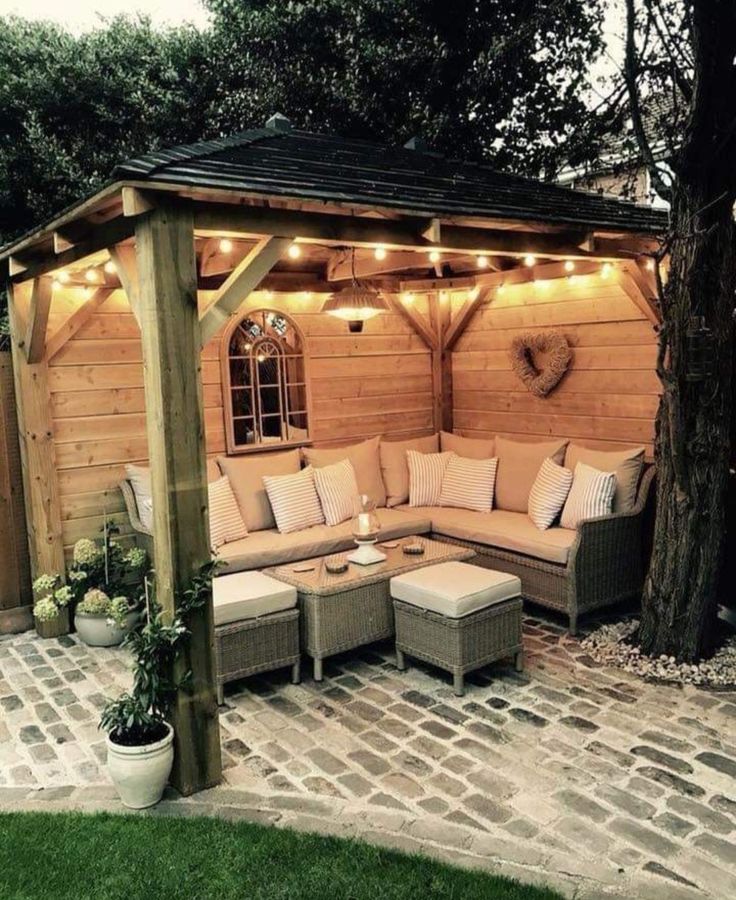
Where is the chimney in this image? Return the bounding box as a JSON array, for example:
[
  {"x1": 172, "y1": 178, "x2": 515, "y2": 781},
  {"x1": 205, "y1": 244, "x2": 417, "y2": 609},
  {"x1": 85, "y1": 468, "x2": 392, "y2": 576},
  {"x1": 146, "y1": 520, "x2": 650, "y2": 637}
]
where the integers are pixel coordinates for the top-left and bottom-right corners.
[{"x1": 266, "y1": 113, "x2": 292, "y2": 132}]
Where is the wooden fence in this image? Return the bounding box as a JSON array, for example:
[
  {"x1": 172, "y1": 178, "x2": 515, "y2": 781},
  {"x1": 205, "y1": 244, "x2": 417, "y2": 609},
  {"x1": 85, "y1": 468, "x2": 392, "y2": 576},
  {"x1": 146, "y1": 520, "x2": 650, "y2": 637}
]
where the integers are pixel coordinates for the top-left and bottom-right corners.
[{"x1": 0, "y1": 348, "x2": 32, "y2": 632}]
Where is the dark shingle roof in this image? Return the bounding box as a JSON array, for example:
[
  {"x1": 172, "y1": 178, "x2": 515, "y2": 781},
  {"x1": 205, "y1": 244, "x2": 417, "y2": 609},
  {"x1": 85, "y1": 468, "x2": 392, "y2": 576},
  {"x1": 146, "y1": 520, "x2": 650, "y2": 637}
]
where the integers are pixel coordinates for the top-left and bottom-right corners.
[{"x1": 114, "y1": 127, "x2": 666, "y2": 234}]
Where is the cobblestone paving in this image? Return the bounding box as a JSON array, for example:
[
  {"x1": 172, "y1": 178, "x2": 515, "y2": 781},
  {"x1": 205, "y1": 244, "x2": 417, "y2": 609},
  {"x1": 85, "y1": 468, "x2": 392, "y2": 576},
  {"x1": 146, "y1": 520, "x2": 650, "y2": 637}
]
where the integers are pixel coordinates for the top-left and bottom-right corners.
[{"x1": 1, "y1": 617, "x2": 736, "y2": 899}]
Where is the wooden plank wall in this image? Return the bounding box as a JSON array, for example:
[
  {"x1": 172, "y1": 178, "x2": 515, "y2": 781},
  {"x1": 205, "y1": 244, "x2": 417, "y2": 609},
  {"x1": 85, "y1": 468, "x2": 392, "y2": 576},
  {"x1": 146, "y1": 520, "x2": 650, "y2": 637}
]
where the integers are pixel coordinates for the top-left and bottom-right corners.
[
  {"x1": 0, "y1": 352, "x2": 32, "y2": 627},
  {"x1": 47, "y1": 290, "x2": 434, "y2": 555},
  {"x1": 452, "y1": 274, "x2": 660, "y2": 454}
]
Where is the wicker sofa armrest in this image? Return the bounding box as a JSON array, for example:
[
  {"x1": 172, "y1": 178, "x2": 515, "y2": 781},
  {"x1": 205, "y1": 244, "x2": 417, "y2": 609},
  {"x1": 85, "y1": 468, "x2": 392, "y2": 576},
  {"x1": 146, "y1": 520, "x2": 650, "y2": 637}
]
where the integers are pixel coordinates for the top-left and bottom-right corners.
[
  {"x1": 119, "y1": 480, "x2": 153, "y2": 537},
  {"x1": 566, "y1": 465, "x2": 655, "y2": 621}
]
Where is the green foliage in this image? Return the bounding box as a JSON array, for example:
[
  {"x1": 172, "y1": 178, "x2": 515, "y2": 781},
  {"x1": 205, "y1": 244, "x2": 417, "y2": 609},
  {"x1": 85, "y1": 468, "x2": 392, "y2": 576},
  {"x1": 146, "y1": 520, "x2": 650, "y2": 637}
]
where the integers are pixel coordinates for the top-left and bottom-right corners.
[
  {"x1": 76, "y1": 589, "x2": 130, "y2": 627},
  {"x1": 100, "y1": 563, "x2": 217, "y2": 745},
  {"x1": 32, "y1": 573, "x2": 73, "y2": 621}
]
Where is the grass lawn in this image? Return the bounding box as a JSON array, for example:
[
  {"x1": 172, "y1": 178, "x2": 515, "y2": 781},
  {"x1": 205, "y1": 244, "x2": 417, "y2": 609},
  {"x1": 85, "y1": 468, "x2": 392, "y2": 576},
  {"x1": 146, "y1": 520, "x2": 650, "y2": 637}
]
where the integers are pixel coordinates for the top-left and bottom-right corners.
[{"x1": 0, "y1": 811, "x2": 562, "y2": 900}]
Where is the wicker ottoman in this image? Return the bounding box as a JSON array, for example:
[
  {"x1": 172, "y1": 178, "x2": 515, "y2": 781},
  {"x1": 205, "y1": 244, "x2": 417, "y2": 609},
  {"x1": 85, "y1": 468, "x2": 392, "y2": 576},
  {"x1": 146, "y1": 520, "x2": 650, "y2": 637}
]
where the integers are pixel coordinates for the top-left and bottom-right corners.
[
  {"x1": 390, "y1": 561, "x2": 523, "y2": 696},
  {"x1": 213, "y1": 571, "x2": 301, "y2": 704}
]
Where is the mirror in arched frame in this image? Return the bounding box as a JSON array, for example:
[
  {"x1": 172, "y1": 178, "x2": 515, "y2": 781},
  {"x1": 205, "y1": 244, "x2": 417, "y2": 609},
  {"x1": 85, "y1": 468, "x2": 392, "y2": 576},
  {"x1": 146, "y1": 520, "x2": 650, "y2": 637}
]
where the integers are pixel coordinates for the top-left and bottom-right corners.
[{"x1": 223, "y1": 309, "x2": 310, "y2": 452}]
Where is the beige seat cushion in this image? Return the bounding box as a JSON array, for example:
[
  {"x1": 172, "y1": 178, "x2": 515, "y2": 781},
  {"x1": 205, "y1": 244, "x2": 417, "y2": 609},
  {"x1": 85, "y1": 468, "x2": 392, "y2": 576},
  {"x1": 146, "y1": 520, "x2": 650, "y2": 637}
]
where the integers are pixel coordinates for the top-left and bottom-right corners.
[
  {"x1": 440, "y1": 431, "x2": 495, "y2": 459},
  {"x1": 219, "y1": 507, "x2": 431, "y2": 573},
  {"x1": 381, "y1": 433, "x2": 439, "y2": 507},
  {"x1": 212, "y1": 571, "x2": 297, "y2": 625},
  {"x1": 391, "y1": 561, "x2": 521, "y2": 618},
  {"x1": 217, "y1": 449, "x2": 301, "y2": 532},
  {"x1": 564, "y1": 444, "x2": 645, "y2": 513},
  {"x1": 303, "y1": 436, "x2": 386, "y2": 507},
  {"x1": 494, "y1": 437, "x2": 568, "y2": 513},
  {"x1": 406, "y1": 506, "x2": 576, "y2": 565}
]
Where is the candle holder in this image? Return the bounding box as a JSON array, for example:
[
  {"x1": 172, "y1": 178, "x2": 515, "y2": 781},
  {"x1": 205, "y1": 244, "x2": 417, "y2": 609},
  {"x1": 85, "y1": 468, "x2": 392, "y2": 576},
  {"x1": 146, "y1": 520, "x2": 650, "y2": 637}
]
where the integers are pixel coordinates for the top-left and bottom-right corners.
[{"x1": 347, "y1": 495, "x2": 386, "y2": 566}]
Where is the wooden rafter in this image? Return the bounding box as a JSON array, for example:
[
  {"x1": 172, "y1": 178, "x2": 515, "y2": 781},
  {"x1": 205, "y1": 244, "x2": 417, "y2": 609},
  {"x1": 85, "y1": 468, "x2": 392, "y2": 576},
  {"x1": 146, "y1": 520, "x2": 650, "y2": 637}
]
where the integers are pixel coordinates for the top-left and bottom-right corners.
[
  {"x1": 199, "y1": 236, "x2": 293, "y2": 345},
  {"x1": 109, "y1": 244, "x2": 141, "y2": 325},
  {"x1": 618, "y1": 262, "x2": 662, "y2": 326},
  {"x1": 326, "y1": 248, "x2": 424, "y2": 281},
  {"x1": 46, "y1": 288, "x2": 113, "y2": 360},
  {"x1": 385, "y1": 294, "x2": 438, "y2": 350},
  {"x1": 24, "y1": 277, "x2": 53, "y2": 363}
]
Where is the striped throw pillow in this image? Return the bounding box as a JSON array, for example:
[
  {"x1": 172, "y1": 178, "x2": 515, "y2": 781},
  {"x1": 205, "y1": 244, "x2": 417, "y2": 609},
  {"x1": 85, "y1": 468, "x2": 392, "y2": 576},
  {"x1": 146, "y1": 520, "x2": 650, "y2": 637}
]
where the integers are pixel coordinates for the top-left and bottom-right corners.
[
  {"x1": 528, "y1": 458, "x2": 574, "y2": 530},
  {"x1": 439, "y1": 454, "x2": 498, "y2": 512},
  {"x1": 407, "y1": 450, "x2": 452, "y2": 507},
  {"x1": 313, "y1": 459, "x2": 360, "y2": 526},
  {"x1": 263, "y1": 466, "x2": 325, "y2": 534},
  {"x1": 208, "y1": 476, "x2": 248, "y2": 549},
  {"x1": 560, "y1": 462, "x2": 617, "y2": 529}
]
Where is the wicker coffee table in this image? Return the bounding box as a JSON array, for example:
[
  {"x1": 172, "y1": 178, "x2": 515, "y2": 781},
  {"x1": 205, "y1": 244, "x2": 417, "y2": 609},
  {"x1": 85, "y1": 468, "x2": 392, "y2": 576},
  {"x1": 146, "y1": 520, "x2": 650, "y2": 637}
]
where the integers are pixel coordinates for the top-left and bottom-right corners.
[{"x1": 266, "y1": 537, "x2": 475, "y2": 680}]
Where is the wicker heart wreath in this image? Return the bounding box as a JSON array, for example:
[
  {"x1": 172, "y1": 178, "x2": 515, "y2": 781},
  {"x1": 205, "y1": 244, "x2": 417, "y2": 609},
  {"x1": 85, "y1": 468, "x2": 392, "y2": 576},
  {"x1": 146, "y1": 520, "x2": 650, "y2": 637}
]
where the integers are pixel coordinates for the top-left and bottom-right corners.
[{"x1": 509, "y1": 331, "x2": 572, "y2": 398}]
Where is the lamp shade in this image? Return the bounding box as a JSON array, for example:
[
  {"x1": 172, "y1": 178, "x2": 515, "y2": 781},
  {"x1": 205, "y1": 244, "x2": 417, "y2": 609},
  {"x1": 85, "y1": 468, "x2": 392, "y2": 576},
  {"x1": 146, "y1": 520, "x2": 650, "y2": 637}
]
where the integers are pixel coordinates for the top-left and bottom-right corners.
[{"x1": 321, "y1": 285, "x2": 389, "y2": 332}]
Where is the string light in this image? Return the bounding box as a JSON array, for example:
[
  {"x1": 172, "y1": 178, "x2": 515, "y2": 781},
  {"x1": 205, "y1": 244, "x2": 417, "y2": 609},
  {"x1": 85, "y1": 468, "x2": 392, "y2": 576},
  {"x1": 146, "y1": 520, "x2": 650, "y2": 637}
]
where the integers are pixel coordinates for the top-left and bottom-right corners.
[
  {"x1": 374, "y1": 246, "x2": 387, "y2": 261},
  {"x1": 52, "y1": 279, "x2": 61, "y2": 290},
  {"x1": 85, "y1": 269, "x2": 97, "y2": 283},
  {"x1": 219, "y1": 238, "x2": 233, "y2": 254},
  {"x1": 477, "y1": 255, "x2": 489, "y2": 269},
  {"x1": 302, "y1": 291, "x2": 312, "y2": 299},
  {"x1": 104, "y1": 260, "x2": 116, "y2": 275},
  {"x1": 645, "y1": 258, "x2": 655, "y2": 271},
  {"x1": 287, "y1": 243, "x2": 301, "y2": 259},
  {"x1": 402, "y1": 292, "x2": 414, "y2": 305},
  {"x1": 564, "y1": 260, "x2": 575, "y2": 273},
  {"x1": 428, "y1": 250, "x2": 441, "y2": 263},
  {"x1": 263, "y1": 290, "x2": 274, "y2": 300},
  {"x1": 57, "y1": 270, "x2": 70, "y2": 284},
  {"x1": 601, "y1": 262, "x2": 613, "y2": 278},
  {"x1": 497, "y1": 283, "x2": 506, "y2": 295},
  {"x1": 83, "y1": 286, "x2": 93, "y2": 298},
  {"x1": 439, "y1": 291, "x2": 449, "y2": 304},
  {"x1": 523, "y1": 254, "x2": 536, "y2": 267}
]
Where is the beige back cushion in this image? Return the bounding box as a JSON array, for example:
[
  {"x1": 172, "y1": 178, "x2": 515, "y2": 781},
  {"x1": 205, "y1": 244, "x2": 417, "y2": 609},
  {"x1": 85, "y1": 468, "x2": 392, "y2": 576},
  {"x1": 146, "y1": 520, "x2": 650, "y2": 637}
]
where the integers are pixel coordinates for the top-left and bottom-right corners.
[
  {"x1": 302, "y1": 436, "x2": 386, "y2": 507},
  {"x1": 564, "y1": 444, "x2": 645, "y2": 513},
  {"x1": 494, "y1": 437, "x2": 568, "y2": 513},
  {"x1": 217, "y1": 449, "x2": 301, "y2": 532},
  {"x1": 380, "y1": 433, "x2": 439, "y2": 507},
  {"x1": 440, "y1": 431, "x2": 495, "y2": 459}
]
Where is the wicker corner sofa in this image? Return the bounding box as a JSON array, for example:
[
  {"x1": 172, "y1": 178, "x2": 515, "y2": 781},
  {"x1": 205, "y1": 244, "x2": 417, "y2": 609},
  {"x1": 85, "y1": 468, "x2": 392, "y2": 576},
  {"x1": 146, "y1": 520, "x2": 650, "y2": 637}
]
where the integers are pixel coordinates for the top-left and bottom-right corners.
[{"x1": 119, "y1": 459, "x2": 655, "y2": 635}]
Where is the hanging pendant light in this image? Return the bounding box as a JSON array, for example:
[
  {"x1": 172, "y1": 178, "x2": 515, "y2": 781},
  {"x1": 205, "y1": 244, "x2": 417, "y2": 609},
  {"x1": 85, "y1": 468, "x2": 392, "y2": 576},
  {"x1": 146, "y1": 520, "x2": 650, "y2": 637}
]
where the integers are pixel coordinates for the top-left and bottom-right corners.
[{"x1": 321, "y1": 248, "x2": 390, "y2": 332}]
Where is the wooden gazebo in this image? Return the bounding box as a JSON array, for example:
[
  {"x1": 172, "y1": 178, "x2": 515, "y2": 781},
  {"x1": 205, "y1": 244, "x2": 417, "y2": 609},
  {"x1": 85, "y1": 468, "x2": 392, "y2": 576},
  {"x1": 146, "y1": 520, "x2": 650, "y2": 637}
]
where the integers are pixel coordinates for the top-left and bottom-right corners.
[{"x1": 0, "y1": 115, "x2": 666, "y2": 793}]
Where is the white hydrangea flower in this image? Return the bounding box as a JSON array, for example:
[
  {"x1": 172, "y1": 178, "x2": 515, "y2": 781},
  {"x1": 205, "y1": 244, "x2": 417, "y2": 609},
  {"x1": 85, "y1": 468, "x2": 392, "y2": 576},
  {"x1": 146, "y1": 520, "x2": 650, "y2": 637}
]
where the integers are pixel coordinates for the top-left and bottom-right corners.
[
  {"x1": 73, "y1": 538, "x2": 101, "y2": 566},
  {"x1": 33, "y1": 573, "x2": 59, "y2": 598}
]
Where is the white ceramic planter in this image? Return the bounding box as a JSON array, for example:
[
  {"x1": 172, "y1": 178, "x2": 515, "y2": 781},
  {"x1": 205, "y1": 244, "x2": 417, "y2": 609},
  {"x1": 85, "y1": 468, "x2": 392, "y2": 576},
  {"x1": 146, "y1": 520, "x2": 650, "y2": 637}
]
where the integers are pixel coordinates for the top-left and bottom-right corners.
[
  {"x1": 106, "y1": 723, "x2": 174, "y2": 809},
  {"x1": 74, "y1": 609, "x2": 138, "y2": 647}
]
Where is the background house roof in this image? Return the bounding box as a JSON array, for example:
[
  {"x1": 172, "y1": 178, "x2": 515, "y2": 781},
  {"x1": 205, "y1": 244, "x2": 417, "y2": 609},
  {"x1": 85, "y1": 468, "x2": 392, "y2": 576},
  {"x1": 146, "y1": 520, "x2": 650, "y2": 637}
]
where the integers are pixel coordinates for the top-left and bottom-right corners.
[{"x1": 114, "y1": 126, "x2": 667, "y2": 234}]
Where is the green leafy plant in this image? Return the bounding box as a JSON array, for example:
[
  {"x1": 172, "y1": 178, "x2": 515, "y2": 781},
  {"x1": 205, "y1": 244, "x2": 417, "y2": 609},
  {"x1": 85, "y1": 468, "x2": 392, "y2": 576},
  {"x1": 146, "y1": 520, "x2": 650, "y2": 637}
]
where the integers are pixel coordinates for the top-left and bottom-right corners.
[
  {"x1": 100, "y1": 563, "x2": 216, "y2": 747},
  {"x1": 76, "y1": 589, "x2": 130, "y2": 628},
  {"x1": 32, "y1": 574, "x2": 73, "y2": 622}
]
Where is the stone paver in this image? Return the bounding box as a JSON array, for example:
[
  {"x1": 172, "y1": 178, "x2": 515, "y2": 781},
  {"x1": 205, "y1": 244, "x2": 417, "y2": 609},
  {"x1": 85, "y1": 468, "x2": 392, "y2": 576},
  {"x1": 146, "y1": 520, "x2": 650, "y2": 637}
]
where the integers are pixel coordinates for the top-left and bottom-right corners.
[{"x1": 1, "y1": 614, "x2": 735, "y2": 899}]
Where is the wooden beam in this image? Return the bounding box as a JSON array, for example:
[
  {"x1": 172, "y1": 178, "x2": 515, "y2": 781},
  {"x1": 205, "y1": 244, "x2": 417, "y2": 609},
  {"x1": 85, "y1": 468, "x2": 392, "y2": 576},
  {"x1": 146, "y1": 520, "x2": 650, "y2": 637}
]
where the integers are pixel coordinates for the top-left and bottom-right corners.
[
  {"x1": 194, "y1": 204, "x2": 596, "y2": 258},
  {"x1": 421, "y1": 218, "x2": 441, "y2": 243},
  {"x1": 122, "y1": 186, "x2": 155, "y2": 217},
  {"x1": 7, "y1": 283, "x2": 65, "y2": 579},
  {"x1": 8, "y1": 216, "x2": 135, "y2": 283},
  {"x1": 109, "y1": 244, "x2": 141, "y2": 325},
  {"x1": 24, "y1": 277, "x2": 53, "y2": 363},
  {"x1": 46, "y1": 288, "x2": 113, "y2": 360},
  {"x1": 199, "y1": 236, "x2": 291, "y2": 344},
  {"x1": 135, "y1": 202, "x2": 221, "y2": 796},
  {"x1": 326, "y1": 248, "x2": 423, "y2": 281},
  {"x1": 53, "y1": 230, "x2": 75, "y2": 254},
  {"x1": 8, "y1": 256, "x2": 27, "y2": 277},
  {"x1": 444, "y1": 286, "x2": 493, "y2": 351},
  {"x1": 400, "y1": 274, "x2": 477, "y2": 292},
  {"x1": 618, "y1": 264, "x2": 662, "y2": 327},
  {"x1": 429, "y1": 293, "x2": 453, "y2": 432},
  {"x1": 385, "y1": 294, "x2": 439, "y2": 350}
]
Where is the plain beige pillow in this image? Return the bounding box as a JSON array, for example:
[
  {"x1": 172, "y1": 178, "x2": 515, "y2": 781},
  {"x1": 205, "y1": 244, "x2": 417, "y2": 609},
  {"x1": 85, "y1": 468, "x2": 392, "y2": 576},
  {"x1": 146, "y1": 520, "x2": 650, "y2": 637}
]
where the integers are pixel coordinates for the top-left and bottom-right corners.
[
  {"x1": 302, "y1": 436, "x2": 386, "y2": 507},
  {"x1": 440, "y1": 431, "x2": 495, "y2": 459},
  {"x1": 494, "y1": 437, "x2": 568, "y2": 513},
  {"x1": 380, "y1": 433, "x2": 439, "y2": 507},
  {"x1": 564, "y1": 444, "x2": 645, "y2": 513},
  {"x1": 217, "y1": 449, "x2": 301, "y2": 532}
]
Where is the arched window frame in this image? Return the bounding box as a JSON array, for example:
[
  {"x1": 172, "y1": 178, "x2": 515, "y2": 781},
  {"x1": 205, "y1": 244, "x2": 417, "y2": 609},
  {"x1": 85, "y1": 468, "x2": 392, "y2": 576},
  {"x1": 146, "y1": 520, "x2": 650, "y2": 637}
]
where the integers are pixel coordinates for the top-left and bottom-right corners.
[{"x1": 220, "y1": 308, "x2": 312, "y2": 454}]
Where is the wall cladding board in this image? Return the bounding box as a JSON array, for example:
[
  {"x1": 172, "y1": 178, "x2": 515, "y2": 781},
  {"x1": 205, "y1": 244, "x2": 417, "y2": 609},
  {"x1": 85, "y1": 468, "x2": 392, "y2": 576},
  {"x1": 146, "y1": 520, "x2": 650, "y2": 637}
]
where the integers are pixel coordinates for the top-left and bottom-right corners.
[
  {"x1": 451, "y1": 276, "x2": 660, "y2": 454},
  {"x1": 49, "y1": 291, "x2": 435, "y2": 551}
]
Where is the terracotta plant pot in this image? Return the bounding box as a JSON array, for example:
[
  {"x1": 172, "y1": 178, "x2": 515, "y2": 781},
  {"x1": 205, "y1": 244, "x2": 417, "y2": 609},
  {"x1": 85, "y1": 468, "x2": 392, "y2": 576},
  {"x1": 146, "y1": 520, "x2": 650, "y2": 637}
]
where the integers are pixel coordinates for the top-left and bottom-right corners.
[
  {"x1": 35, "y1": 607, "x2": 70, "y2": 639},
  {"x1": 74, "y1": 609, "x2": 138, "y2": 648},
  {"x1": 106, "y1": 723, "x2": 174, "y2": 809}
]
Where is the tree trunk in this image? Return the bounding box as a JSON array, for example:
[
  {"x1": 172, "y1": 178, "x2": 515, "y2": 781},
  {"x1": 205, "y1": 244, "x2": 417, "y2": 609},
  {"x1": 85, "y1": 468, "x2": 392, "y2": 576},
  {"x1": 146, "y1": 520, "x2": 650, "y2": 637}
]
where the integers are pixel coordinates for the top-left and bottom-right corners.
[{"x1": 639, "y1": 0, "x2": 736, "y2": 662}]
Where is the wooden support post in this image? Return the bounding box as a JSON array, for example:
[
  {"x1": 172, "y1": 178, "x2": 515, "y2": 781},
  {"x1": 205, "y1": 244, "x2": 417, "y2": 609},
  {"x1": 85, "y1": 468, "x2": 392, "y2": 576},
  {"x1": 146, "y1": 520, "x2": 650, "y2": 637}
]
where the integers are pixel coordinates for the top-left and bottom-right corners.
[
  {"x1": 135, "y1": 201, "x2": 222, "y2": 795},
  {"x1": 199, "y1": 236, "x2": 292, "y2": 344},
  {"x1": 385, "y1": 294, "x2": 438, "y2": 350},
  {"x1": 24, "y1": 277, "x2": 53, "y2": 364},
  {"x1": 444, "y1": 286, "x2": 493, "y2": 351},
  {"x1": 46, "y1": 288, "x2": 113, "y2": 360},
  {"x1": 7, "y1": 284, "x2": 65, "y2": 579},
  {"x1": 109, "y1": 244, "x2": 141, "y2": 326},
  {"x1": 429, "y1": 292, "x2": 453, "y2": 432}
]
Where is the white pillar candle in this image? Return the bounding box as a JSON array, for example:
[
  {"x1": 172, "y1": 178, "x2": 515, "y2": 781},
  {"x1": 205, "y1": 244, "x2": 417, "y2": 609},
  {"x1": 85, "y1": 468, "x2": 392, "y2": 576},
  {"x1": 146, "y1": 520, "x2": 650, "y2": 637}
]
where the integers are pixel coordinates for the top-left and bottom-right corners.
[{"x1": 357, "y1": 512, "x2": 371, "y2": 534}]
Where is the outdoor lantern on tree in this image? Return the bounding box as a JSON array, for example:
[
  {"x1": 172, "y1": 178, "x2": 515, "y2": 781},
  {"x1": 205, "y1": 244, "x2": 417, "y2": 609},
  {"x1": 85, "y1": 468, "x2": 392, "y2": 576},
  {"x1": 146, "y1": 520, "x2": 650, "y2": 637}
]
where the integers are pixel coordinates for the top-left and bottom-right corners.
[
  {"x1": 321, "y1": 248, "x2": 389, "y2": 332},
  {"x1": 685, "y1": 316, "x2": 716, "y2": 382}
]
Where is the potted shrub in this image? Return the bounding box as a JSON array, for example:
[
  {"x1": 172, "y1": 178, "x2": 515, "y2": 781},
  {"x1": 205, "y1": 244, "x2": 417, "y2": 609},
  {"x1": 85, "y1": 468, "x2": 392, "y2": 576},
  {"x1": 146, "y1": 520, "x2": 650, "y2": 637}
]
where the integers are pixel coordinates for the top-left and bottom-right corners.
[
  {"x1": 100, "y1": 565, "x2": 214, "y2": 809},
  {"x1": 69, "y1": 537, "x2": 148, "y2": 647},
  {"x1": 32, "y1": 575, "x2": 73, "y2": 639}
]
